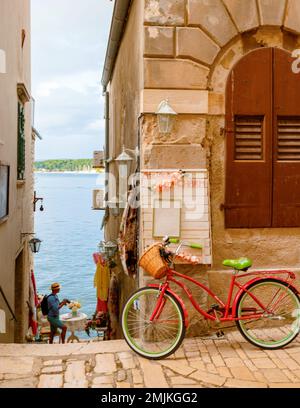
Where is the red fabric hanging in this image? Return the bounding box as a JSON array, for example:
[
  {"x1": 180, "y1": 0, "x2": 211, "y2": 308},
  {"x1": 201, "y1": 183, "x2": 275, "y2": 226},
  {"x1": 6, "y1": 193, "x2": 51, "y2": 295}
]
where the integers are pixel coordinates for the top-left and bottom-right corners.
[
  {"x1": 29, "y1": 270, "x2": 38, "y2": 336},
  {"x1": 93, "y1": 253, "x2": 100, "y2": 264},
  {"x1": 31, "y1": 270, "x2": 39, "y2": 306},
  {"x1": 97, "y1": 299, "x2": 108, "y2": 313},
  {"x1": 29, "y1": 312, "x2": 38, "y2": 336}
]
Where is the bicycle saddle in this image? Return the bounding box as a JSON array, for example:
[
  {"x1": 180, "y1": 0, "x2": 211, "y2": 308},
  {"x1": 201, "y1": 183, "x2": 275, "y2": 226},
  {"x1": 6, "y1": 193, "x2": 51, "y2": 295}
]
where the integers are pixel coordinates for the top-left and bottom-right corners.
[{"x1": 223, "y1": 258, "x2": 252, "y2": 271}]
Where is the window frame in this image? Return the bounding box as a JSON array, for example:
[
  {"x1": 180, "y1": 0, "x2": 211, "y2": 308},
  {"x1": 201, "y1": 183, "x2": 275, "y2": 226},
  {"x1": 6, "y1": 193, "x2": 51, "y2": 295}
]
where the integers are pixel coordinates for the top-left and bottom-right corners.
[{"x1": 0, "y1": 162, "x2": 10, "y2": 223}]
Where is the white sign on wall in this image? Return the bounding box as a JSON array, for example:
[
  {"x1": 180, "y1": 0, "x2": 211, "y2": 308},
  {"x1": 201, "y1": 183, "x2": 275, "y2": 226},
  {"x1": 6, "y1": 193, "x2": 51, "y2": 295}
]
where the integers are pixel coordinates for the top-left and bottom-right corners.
[
  {"x1": 153, "y1": 199, "x2": 181, "y2": 238},
  {"x1": 0, "y1": 310, "x2": 6, "y2": 334},
  {"x1": 141, "y1": 169, "x2": 213, "y2": 265}
]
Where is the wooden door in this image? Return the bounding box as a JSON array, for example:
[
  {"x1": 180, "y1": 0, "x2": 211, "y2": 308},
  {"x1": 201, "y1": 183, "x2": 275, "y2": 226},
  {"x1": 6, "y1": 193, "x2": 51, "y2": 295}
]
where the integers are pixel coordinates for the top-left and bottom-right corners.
[
  {"x1": 273, "y1": 48, "x2": 300, "y2": 227},
  {"x1": 225, "y1": 48, "x2": 273, "y2": 228}
]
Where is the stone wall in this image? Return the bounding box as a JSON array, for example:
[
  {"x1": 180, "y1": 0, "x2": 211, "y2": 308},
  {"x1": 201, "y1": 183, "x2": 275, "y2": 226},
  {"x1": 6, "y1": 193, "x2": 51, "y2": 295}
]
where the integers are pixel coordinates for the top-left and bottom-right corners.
[
  {"x1": 0, "y1": 0, "x2": 33, "y2": 343},
  {"x1": 143, "y1": 0, "x2": 300, "y2": 269},
  {"x1": 105, "y1": 0, "x2": 300, "y2": 337},
  {"x1": 105, "y1": 0, "x2": 144, "y2": 337},
  {"x1": 140, "y1": 0, "x2": 300, "y2": 315}
]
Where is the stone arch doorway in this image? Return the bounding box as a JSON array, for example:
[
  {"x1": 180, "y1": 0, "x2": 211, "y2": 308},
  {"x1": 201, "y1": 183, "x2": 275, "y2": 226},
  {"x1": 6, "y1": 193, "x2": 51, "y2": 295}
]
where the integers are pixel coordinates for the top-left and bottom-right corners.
[{"x1": 209, "y1": 44, "x2": 300, "y2": 270}]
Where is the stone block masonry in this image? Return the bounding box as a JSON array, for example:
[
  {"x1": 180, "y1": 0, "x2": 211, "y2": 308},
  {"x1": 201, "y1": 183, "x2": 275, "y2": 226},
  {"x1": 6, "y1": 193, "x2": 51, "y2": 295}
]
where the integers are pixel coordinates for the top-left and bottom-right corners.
[
  {"x1": 0, "y1": 331, "x2": 300, "y2": 388},
  {"x1": 145, "y1": 0, "x2": 185, "y2": 26}
]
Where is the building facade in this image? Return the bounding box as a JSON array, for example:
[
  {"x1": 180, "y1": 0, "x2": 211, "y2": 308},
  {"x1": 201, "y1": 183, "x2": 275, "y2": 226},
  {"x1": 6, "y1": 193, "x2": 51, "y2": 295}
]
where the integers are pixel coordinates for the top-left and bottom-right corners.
[
  {"x1": 102, "y1": 0, "x2": 300, "y2": 336},
  {"x1": 0, "y1": 0, "x2": 35, "y2": 343}
]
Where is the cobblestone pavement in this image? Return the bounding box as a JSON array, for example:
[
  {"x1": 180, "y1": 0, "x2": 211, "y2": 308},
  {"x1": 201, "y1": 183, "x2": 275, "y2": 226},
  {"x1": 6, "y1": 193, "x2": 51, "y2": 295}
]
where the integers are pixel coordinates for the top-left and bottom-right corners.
[{"x1": 0, "y1": 330, "x2": 300, "y2": 388}]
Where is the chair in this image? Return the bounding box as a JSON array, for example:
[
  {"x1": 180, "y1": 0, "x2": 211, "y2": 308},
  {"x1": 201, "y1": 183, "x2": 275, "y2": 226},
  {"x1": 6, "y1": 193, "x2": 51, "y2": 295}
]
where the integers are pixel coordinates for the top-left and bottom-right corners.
[
  {"x1": 95, "y1": 326, "x2": 108, "y2": 341},
  {"x1": 37, "y1": 310, "x2": 61, "y2": 343},
  {"x1": 39, "y1": 326, "x2": 62, "y2": 343}
]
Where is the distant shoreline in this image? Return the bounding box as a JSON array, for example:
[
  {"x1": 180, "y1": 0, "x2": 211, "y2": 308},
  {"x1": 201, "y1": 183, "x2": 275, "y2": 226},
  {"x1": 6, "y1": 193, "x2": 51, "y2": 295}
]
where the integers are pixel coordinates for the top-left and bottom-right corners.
[
  {"x1": 34, "y1": 170, "x2": 102, "y2": 175},
  {"x1": 34, "y1": 159, "x2": 102, "y2": 174}
]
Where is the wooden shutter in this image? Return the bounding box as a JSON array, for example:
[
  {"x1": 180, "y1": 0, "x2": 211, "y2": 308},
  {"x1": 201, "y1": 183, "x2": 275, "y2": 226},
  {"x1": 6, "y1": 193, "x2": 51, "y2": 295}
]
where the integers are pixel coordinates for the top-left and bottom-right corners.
[
  {"x1": 234, "y1": 116, "x2": 264, "y2": 161},
  {"x1": 273, "y1": 49, "x2": 300, "y2": 227},
  {"x1": 225, "y1": 48, "x2": 273, "y2": 228},
  {"x1": 277, "y1": 117, "x2": 300, "y2": 161}
]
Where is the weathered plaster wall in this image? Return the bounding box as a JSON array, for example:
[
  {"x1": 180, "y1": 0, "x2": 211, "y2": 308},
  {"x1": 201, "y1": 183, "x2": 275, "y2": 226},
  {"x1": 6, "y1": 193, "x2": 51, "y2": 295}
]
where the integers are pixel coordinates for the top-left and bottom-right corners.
[
  {"x1": 0, "y1": 0, "x2": 33, "y2": 343},
  {"x1": 106, "y1": 0, "x2": 144, "y2": 337},
  {"x1": 107, "y1": 0, "x2": 300, "y2": 336}
]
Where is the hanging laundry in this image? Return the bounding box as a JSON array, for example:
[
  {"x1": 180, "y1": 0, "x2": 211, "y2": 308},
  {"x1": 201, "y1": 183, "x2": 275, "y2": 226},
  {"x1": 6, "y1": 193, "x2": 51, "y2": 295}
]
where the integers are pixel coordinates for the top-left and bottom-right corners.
[
  {"x1": 118, "y1": 188, "x2": 138, "y2": 278},
  {"x1": 93, "y1": 253, "x2": 109, "y2": 313},
  {"x1": 94, "y1": 255, "x2": 110, "y2": 302}
]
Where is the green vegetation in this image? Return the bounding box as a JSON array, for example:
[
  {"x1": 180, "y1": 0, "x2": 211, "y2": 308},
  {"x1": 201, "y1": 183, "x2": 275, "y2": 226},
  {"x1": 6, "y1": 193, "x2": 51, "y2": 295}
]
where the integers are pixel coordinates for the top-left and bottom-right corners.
[{"x1": 34, "y1": 159, "x2": 93, "y2": 172}]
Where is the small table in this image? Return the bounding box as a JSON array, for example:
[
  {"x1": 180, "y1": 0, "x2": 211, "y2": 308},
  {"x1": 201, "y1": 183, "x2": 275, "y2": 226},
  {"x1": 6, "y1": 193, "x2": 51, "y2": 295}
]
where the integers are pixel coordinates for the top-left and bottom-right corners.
[{"x1": 60, "y1": 312, "x2": 87, "y2": 343}]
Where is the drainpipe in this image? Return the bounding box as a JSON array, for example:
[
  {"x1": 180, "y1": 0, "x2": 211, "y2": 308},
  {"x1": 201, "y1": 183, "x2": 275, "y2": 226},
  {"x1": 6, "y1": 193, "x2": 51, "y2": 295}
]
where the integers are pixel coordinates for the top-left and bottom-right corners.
[
  {"x1": 100, "y1": 88, "x2": 110, "y2": 231},
  {"x1": 101, "y1": 0, "x2": 132, "y2": 88},
  {"x1": 104, "y1": 89, "x2": 110, "y2": 203}
]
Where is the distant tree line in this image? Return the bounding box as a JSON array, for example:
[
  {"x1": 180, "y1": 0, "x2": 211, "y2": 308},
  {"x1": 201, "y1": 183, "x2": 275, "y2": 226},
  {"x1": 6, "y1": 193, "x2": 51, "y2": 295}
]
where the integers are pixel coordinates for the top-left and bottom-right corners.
[{"x1": 34, "y1": 159, "x2": 93, "y2": 172}]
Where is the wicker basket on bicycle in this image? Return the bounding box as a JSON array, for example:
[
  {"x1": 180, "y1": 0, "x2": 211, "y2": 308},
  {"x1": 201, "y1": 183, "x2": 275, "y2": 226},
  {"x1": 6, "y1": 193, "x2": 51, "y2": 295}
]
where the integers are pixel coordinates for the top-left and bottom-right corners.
[{"x1": 139, "y1": 244, "x2": 169, "y2": 279}]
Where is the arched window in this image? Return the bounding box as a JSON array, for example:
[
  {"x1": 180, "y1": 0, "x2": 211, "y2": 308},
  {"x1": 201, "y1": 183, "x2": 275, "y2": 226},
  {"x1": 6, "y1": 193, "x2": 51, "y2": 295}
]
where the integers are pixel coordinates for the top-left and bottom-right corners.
[{"x1": 225, "y1": 48, "x2": 300, "y2": 228}]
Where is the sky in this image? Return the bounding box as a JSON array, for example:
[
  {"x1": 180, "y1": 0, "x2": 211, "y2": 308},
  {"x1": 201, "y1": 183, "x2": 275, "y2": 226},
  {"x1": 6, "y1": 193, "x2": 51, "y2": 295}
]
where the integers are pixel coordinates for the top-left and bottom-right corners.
[{"x1": 31, "y1": 0, "x2": 114, "y2": 161}]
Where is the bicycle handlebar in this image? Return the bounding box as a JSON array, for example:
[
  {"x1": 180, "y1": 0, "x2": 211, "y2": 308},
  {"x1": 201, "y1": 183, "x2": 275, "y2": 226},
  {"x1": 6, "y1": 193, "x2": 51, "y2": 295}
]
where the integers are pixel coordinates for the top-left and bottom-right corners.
[{"x1": 163, "y1": 236, "x2": 203, "y2": 250}]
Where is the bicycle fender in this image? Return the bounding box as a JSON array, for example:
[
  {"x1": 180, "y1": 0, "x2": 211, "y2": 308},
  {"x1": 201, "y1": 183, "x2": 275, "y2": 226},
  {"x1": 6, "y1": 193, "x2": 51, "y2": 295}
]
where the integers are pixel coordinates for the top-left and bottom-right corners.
[
  {"x1": 232, "y1": 276, "x2": 300, "y2": 317},
  {"x1": 148, "y1": 284, "x2": 189, "y2": 328}
]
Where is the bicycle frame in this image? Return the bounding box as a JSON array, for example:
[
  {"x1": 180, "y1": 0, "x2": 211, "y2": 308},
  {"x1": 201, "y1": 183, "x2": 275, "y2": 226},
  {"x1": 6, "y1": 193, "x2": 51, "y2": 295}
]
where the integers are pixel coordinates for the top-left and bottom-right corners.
[{"x1": 148, "y1": 267, "x2": 298, "y2": 327}]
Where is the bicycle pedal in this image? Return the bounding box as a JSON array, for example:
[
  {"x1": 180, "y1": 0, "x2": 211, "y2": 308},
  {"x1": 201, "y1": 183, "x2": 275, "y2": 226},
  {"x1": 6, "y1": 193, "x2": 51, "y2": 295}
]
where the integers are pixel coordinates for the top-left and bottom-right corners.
[{"x1": 211, "y1": 304, "x2": 220, "y2": 310}]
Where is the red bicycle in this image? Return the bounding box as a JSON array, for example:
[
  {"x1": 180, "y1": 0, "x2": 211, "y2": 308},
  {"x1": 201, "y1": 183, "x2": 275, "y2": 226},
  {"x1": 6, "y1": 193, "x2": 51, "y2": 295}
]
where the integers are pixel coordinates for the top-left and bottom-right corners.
[{"x1": 122, "y1": 237, "x2": 300, "y2": 360}]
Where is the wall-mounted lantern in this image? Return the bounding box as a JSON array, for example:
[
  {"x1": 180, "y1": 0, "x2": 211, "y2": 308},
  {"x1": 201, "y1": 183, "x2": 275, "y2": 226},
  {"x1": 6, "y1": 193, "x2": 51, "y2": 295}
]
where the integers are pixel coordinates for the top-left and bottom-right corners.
[
  {"x1": 98, "y1": 240, "x2": 118, "y2": 259},
  {"x1": 33, "y1": 191, "x2": 44, "y2": 212},
  {"x1": 21, "y1": 233, "x2": 42, "y2": 253},
  {"x1": 105, "y1": 241, "x2": 118, "y2": 258},
  {"x1": 29, "y1": 238, "x2": 42, "y2": 254},
  {"x1": 156, "y1": 99, "x2": 177, "y2": 134},
  {"x1": 115, "y1": 146, "x2": 134, "y2": 178},
  {"x1": 115, "y1": 146, "x2": 139, "y2": 207}
]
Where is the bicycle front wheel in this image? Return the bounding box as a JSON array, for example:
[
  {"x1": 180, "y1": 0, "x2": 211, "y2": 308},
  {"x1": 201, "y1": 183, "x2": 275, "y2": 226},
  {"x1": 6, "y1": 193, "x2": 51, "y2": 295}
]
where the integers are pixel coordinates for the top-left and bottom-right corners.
[
  {"x1": 122, "y1": 287, "x2": 185, "y2": 360},
  {"x1": 236, "y1": 279, "x2": 300, "y2": 349}
]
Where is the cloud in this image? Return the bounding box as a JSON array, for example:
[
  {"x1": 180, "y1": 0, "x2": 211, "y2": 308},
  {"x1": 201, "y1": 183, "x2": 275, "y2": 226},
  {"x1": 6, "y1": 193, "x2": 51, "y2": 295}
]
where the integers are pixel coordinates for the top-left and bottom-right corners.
[
  {"x1": 31, "y1": 0, "x2": 114, "y2": 160},
  {"x1": 36, "y1": 133, "x2": 103, "y2": 160},
  {"x1": 36, "y1": 70, "x2": 100, "y2": 98},
  {"x1": 85, "y1": 119, "x2": 105, "y2": 132}
]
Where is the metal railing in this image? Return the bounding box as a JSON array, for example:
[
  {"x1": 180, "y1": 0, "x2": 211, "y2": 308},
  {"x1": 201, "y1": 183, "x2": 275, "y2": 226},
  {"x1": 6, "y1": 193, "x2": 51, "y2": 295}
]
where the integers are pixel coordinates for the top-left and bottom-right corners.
[{"x1": 0, "y1": 286, "x2": 17, "y2": 322}]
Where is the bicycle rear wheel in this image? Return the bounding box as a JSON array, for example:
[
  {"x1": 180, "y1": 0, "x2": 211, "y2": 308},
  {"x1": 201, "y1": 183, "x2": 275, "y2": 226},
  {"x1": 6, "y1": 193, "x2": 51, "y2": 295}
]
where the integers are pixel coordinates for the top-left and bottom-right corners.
[
  {"x1": 122, "y1": 287, "x2": 185, "y2": 360},
  {"x1": 236, "y1": 279, "x2": 300, "y2": 349}
]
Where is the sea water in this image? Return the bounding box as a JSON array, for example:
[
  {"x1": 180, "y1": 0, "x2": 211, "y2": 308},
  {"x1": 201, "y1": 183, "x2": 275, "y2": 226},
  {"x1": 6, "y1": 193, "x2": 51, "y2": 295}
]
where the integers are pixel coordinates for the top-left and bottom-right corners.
[{"x1": 34, "y1": 173, "x2": 104, "y2": 338}]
